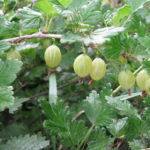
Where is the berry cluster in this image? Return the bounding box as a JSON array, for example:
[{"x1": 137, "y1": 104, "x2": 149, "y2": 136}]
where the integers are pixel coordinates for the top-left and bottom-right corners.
[{"x1": 44, "y1": 45, "x2": 149, "y2": 97}]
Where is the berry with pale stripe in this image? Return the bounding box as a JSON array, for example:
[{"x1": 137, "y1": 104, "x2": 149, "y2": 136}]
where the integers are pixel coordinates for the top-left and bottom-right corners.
[
  {"x1": 44, "y1": 45, "x2": 61, "y2": 69},
  {"x1": 73, "y1": 54, "x2": 92, "y2": 78}
]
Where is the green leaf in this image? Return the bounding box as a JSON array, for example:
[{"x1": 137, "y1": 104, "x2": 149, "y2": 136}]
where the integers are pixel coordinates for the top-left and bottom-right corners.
[
  {"x1": 113, "y1": 5, "x2": 131, "y2": 26},
  {"x1": 142, "y1": 108, "x2": 150, "y2": 122},
  {"x1": 0, "y1": 86, "x2": 14, "y2": 111},
  {"x1": 0, "y1": 60, "x2": 22, "y2": 86},
  {"x1": 59, "y1": 0, "x2": 72, "y2": 7},
  {"x1": 67, "y1": 0, "x2": 101, "y2": 25},
  {"x1": 0, "y1": 21, "x2": 20, "y2": 37},
  {"x1": 61, "y1": 27, "x2": 125, "y2": 45},
  {"x1": 49, "y1": 0, "x2": 72, "y2": 7},
  {"x1": 138, "y1": 36, "x2": 150, "y2": 48},
  {"x1": 0, "y1": 134, "x2": 49, "y2": 150},
  {"x1": 103, "y1": 10, "x2": 113, "y2": 25},
  {"x1": 106, "y1": 96, "x2": 140, "y2": 119},
  {"x1": 88, "y1": 128, "x2": 113, "y2": 150},
  {"x1": 0, "y1": 15, "x2": 5, "y2": 26},
  {"x1": 16, "y1": 7, "x2": 43, "y2": 30},
  {"x1": 107, "y1": 117, "x2": 127, "y2": 137},
  {"x1": 99, "y1": 83, "x2": 112, "y2": 103},
  {"x1": 41, "y1": 100, "x2": 70, "y2": 134},
  {"x1": 111, "y1": 92, "x2": 142, "y2": 101},
  {"x1": 36, "y1": 0, "x2": 57, "y2": 15},
  {"x1": 102, "y1": 35, "x2": 122, "y2": 59},
  {"x1": 28, "y1": 66, "x2": 46, "y2": 79},
  {"x1": 125, "y1": 0, "x2": 150, "y2": 12},
  {"x1": 49, "y1": 73, "x2": 57, "y2": 104},
  {"x1": 0, "y1": 123, "x2": 28, "y2": 139},
  {"x1": 15, "y1": 42, "x2": 39, "y2": 51},
  {"x1": 0, "y1": 40, "x2": 11, "y2": 55},
  {"x1": 61, "y1": 32, "x2": 83, "y2": 44},
  {"x1": 129, "y1": 140, "x2": 144, "y2": 150},
  {"x1": 60, "y1": 51, "x2": 76, "y2": 68},
  {"x1": 124, "y1": 117, "x2": 144, "y2": 140},
  {"x1": 83, "y1": 91, "x2": 115, "y2": 126},
  {"x1": 8, "y1": 97, "x2": 29, "y2": 113},
  {"x1": 60, "y1": 120, "x2": 88, "y2": 146},
  {"x1": 142, "y1": 60, "x2": 150, "y2": 75},
  {"x1": 84, "y1": 26, "x2": 125, "y2": 46}
]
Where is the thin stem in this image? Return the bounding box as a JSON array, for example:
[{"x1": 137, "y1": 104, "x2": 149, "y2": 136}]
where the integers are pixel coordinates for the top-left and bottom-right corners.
[
  {"x1": 77, "y1": 123, "x2": 95, "y2": 150},
  {"x1": 112, "y1": 65, "x2": 143, "y2": 95},
  {"x1": 141, "y1": 135, "x2": 147, "y2": 149},
  {"x1": 112, "y1": 85, "x2": 121, "y2": 96},
  {"x1": 46, "y1": 15, "x2": 55, "y2": 33},
  {"x1": 122, "y1": 14, "x2": 132, "y2": 27},
  {"x1": 82, "y1": 42, "x2": 86, "y2": 54},
  {"x1": 95, "y1": 48, "x2": 102, "y2": 56},
  {"x1": 133, "y1": 65, "x2": 143, "y2": 75},
  {"x1": 49, "y1": 73, "x2": 57, "y2": 104}
]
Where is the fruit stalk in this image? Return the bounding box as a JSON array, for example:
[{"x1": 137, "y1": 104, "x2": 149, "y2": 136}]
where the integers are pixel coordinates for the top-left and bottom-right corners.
[{"x1": 49, "y1": 73, "x2": 57, "y2": 104}]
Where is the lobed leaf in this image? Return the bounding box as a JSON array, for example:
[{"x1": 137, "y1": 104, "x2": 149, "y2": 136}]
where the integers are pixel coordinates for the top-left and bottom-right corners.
[
  {"x1": 0, "y1": 59, "x2": 22, "y2": 86},
  {"x1": 88, "y1": 128, "x2": 113, "y2": 150},
  {"x1": 0, "y1": 134, "x2": 49, "y2": 150},
  {"x1": 41, "y1": 100, "x2": 70, "y2": 134},
  {"x1": 8, "y1": 97, "x2": 29, "y2": 113},
  {"x1": 0, "y1": 86, "x2": 14, "y2": 111}
]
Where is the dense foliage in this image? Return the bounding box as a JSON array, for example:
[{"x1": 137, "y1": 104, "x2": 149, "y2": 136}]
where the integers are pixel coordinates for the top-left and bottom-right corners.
[{"x1": 0, "y1": 0, "x2": 150, "y2": 149}]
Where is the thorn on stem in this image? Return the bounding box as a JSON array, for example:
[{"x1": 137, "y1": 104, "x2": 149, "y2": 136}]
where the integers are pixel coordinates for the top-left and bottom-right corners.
[
  {"x1": 128, "y1": 89, "x2": 131, "y2": 96},
  {"x1": 78, "y1": 78, "x2": 84, "y2": 84},
  {"x1": 88, "y1": 80, "x2": 93, "y2": 85},
  {"x1": 142, "y1": 91, "x2": 147, "y2": 98},
  {"x1": 89, "y1": 43, "x2": 96, "y2": 50},
  {"x1": 48, "y1": 69, "x2": 52, "y2": 76}
]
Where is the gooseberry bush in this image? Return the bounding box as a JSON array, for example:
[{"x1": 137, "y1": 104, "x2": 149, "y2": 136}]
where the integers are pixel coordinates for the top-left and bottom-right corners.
[{"x1": 1, "y1": 0, "x2": 150, "y2": 149}]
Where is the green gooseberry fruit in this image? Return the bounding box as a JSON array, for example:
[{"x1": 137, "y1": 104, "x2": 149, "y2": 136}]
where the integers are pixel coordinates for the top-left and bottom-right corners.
[
  {"x1": 73, "y1": 54, "x2": 92, "y2": 78},
  {"x1": 145, "y1": 79, "x2": 150, "y2": 95},
  {"x1": 118, "y1": 70, "x2": 135, "y2": 90},
  {"x1": 136, "y1": 69, "x2": 149, "y2": 91},
  {"x1": 90, "y1": 58, "x2": 106, "y2": 80},
  {"x1": 44, "y1": 45, "x2": 61, "y2": 69},
  {"x1": 7, "y1": 50, "x2": 21, "y2": 61}
]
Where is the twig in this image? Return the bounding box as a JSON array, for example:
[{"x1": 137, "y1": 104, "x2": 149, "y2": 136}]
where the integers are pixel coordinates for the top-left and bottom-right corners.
[
  {"x1": 4, "y1": 32, "x2": 62, "y2": 43},
  {"x1": 29, "y1": 78, "x2": 79, "y2": 99},
  {"x1": 72, "y1": 110, "x2": 85, "y2": 121},
  {"x1": 29, "y1": 91, "x2": 48, "y2": 99},
  {"x1": 58, "y1": 145, "x2": 63, "y2": 150}
]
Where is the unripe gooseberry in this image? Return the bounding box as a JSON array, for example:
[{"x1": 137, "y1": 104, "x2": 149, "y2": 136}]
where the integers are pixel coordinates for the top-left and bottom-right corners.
[
  {"x1": 145, "y1": 79, "x2": 150, "y2": 95},
  {"x1": 44, "y1": 45, "x2": 61, "y2": 69},
  {"x1": 118, "y1": 70, "x2": 135, "y2": 90},
  {"x1": 90, "y1": 58, "x2": 106, "y2": 80},
  {"x1": 7, "y1": 50, "x2": 21, "y2": 61},
  {"x1": 43, "y1": 39, "x2": 51, "y2": 49},
  {"x1": 118, "y1": 55, "x2": 126, "y2": 64},
  {"x1": 73, "y1": 54, "x2": 92, "y2": 78},
  {"x1": 136, "y1": 70, "x2": 149, "y2": 91}
]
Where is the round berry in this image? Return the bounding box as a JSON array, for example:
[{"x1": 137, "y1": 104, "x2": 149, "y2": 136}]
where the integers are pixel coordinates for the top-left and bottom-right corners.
[
  {"x1": 73, "y1": 54, "x2": 92, "y2": 78},
  {"x1": 90, "y1": 58, "x2": 106, "y2": 80},
  {"x1": 7, "y1": 50, "x2": 21, "y2": 61},
  {"x1": 118, "y1": 70, "x2": 135, "y2": 90},
  {"x1": 44, "y1": 45, "x2": 61, "y2": 69},
  {"x1": 136, "y1": 69, "x2": 149, "y2": 91}
]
